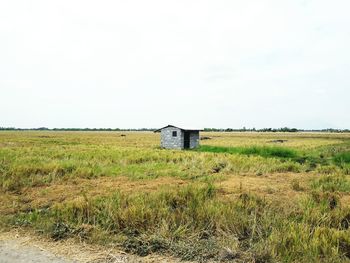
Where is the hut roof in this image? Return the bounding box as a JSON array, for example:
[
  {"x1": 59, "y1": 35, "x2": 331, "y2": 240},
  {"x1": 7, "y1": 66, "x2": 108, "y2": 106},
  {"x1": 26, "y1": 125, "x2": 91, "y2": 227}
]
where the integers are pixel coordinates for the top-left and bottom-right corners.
[{"x1": 154, "y1": 125, "x2": 203, "y2": 133}]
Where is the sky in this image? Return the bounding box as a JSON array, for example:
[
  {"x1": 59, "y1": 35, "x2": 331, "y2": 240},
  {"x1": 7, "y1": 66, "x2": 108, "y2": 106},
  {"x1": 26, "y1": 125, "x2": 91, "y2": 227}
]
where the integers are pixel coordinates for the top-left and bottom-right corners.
[{"x1": 1, "y1": 0, "x2": 349, "y2": 129}]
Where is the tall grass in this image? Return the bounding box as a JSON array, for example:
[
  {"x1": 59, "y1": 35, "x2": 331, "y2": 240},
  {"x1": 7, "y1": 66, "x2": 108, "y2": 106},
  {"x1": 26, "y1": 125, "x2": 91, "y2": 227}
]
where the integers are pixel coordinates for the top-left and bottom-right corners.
[
  {"x1": 311, "y1": 175, "x2": 350, "y2": 193},
  {"x1": 11, "y1": 183, "x2": 350, "y2": 262},
  {"x1": 14, "y1": 184, "x2": 271, "y2": 261}
]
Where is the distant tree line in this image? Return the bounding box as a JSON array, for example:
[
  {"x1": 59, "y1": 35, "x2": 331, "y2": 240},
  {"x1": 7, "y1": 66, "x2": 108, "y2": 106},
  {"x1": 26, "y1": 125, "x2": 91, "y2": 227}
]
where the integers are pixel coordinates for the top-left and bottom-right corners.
[
  {"x1": 0, "y1": 127, "x2": 156, "y2": 131},
  {"x1": 203, "y1": 127, "x2": 350, "y2": 133},
  {"x1": 0, "y1": 127, "x2": 349, "y2": 133}
]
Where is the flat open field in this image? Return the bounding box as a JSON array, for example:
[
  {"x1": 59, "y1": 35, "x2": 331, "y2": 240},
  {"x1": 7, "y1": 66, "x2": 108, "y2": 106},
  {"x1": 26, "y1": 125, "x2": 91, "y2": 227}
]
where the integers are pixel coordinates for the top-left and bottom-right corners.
[{"x1": 1, "y1": 131, "x2": 350, "y2": 262}]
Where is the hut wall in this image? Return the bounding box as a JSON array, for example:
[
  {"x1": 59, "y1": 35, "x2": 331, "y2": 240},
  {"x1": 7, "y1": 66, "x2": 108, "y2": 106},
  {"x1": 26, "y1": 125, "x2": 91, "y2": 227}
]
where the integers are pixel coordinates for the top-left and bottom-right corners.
[{"x1": 160, "y1": 127, "x2": 184, "y2": 149}]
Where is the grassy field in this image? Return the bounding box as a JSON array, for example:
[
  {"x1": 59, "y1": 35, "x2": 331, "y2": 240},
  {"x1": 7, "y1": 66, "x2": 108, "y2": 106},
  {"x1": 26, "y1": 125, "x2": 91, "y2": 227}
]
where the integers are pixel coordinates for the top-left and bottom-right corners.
[{"x1": 1, "y1": 131, "x2": 350, "y2": 262}]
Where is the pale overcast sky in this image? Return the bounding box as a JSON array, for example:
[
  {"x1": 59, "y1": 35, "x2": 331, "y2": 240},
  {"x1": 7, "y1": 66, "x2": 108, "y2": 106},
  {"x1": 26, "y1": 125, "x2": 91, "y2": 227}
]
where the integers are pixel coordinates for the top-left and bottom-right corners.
[{"x1": 1, "y1": 0, "x2": 349, "y2": 129}]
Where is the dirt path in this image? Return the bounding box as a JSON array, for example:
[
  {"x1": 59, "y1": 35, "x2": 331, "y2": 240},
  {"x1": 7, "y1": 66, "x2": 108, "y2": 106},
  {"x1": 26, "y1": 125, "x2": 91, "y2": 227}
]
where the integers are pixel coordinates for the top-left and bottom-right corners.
[
  {"x1": 0, "y1": 239, "x2": 72, "y2": 263},
  {"x1": 0, "y1": 236, "x2": 74, "y2": 263},
  {"x1": 0, "y1": 230, "x2": 182, "y2": 263}
]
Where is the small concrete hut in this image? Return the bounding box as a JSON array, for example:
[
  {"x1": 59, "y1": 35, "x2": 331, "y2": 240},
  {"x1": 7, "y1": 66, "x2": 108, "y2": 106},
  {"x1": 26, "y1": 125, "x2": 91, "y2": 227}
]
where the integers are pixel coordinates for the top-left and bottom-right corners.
[{"x1": 154, "y1": 125, "x2": 202, "y2": 150}]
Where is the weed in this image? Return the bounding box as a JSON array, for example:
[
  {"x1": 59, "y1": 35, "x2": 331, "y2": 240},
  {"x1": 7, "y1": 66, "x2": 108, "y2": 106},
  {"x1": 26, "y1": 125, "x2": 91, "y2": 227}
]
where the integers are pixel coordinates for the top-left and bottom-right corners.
[{"x1": 51, "y1": 222, "x2": 73, "y2": 241}]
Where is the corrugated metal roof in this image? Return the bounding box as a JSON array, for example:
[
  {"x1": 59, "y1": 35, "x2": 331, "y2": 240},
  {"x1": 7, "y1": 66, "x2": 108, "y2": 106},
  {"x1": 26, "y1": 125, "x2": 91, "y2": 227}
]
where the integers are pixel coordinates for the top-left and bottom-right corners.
[{"x1": 154, "y1": 125, "x2": 203, "y2": 132}]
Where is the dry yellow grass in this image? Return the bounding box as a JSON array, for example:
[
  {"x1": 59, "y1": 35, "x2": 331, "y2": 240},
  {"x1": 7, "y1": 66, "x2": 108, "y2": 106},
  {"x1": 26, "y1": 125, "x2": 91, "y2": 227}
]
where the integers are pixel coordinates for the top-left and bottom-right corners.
[
  {"x1": 1, "y1": 176, "x2": 186, "y2": 215},
  {"x1": 201, "y1": 132, "x2": 348, "y2": 149},
  {"x1": 218, "y1": 172, "x2": 313, "y2": 199}
]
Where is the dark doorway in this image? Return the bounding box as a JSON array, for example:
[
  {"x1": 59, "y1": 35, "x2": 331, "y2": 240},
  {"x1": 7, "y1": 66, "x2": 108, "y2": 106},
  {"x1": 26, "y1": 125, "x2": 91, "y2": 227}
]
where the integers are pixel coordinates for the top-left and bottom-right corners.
[{"x1": 184, "y1": 131, "x2": 190, "y2": 149}]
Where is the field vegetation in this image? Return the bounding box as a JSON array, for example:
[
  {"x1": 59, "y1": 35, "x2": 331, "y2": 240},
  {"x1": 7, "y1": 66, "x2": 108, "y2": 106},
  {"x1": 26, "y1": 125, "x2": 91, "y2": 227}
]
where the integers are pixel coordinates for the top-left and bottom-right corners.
[{"x1": 1, "y1": 131, "x2": 350, "y2": 262}]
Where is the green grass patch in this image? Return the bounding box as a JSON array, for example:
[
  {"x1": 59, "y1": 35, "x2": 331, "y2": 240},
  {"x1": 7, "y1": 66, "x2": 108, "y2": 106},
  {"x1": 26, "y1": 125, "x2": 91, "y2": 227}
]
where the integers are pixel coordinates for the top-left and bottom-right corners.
[
  {"x1": 197, "y1": 145, "x2": 350, "y2": 173},
  {"x1": 333, "y1": 152, "x2": 350, "y2": 165},
  {"x1": 197, "y1": 145, "x2": 298, "y2": 159}
]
